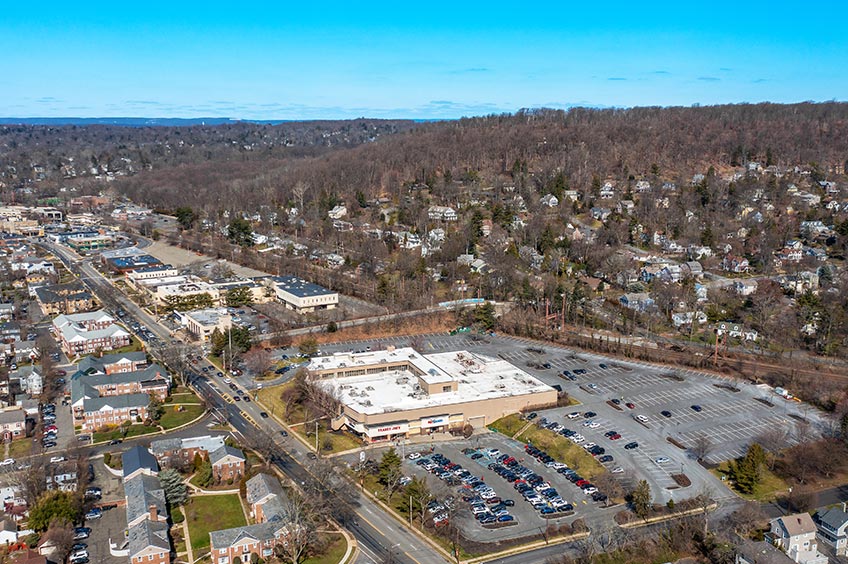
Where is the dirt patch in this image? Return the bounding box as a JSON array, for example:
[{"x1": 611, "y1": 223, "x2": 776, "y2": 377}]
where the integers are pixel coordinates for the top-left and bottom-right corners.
[
  {"x1": 788, "y1": 413, "x2": 808, "y2": 423},
  {"x1": 713, "y1": 383, "x2": 741, "y2": 392},
  {"x1": 754, "y1": 397, "x2": 774, "y2": 407},
  {"x1": 606, "y1": 400, "x2": 624, "y2": 411},
  {"x1": 294, "y1": 312, "x2": 456, "y2": 345}
]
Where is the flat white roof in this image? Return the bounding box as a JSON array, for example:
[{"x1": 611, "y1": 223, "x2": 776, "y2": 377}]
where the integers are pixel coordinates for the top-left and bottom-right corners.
[{"x1": 311, "y1": 348, "x2": 553, "y2": 416}]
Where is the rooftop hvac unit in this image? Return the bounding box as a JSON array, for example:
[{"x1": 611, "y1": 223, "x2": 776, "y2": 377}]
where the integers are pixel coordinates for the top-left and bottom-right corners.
[
  {"x1": 362, "y1": 400, "x2": 372, "y2": 406},
  {"x1": 366, "y1": 386, "x2": 374, "y2": 391}
]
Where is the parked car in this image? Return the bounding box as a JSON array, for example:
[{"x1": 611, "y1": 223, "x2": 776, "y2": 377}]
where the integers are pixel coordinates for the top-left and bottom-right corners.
[{"x1": 73, "y1": 527, "x2": 91, "y2": 540}]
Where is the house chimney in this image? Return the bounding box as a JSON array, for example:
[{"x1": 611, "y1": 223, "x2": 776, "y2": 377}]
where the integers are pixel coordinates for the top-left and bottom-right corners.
[{"x1": 149, "y1": 504, "x2": 158, "y2": 521}]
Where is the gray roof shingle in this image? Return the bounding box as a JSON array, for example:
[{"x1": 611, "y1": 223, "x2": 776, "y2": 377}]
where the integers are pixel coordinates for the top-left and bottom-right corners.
[
  {"x1": 122, "y1": 445, "x2": 158, "y2": 479},
  {"x1": 127, "y1": 518, "x2": 169, "y2": 558},
  {"x1": 124, "y1": 473, "x2": 166, "y2": 525}
]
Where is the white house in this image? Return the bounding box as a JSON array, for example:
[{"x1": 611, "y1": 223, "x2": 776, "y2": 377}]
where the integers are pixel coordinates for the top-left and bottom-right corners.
[
  {"x1": 769, "y1": 513, "x2": 828, "y2": 564},
  {"x1": 539, "y1": 194, "x2": 559, "y2": 208},
  {"x1": 327, "y1": 205, "x2": 348, "y2": 220}
]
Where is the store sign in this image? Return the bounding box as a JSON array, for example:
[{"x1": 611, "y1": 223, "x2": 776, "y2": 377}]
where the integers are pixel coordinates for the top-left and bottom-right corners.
[
  {"x1": 367, "y1": 423, "x2": 409, "y2": 437},
  {"x1": 421, "y1": 416, "x2": 448, "y2": 429}
]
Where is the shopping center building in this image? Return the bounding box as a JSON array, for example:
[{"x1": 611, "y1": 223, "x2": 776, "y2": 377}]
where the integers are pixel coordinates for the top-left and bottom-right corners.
[{"x1": 308, "y1": 347, "x2": 557, "y2": 442}]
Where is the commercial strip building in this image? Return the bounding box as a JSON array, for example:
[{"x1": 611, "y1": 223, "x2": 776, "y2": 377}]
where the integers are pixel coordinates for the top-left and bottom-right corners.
[
  {"x1": 265, "y1": 275, "x2": 338, "y2": 313},
  {"x1": 309, "y1": 347, "x2": 557, "y2": 443},
  {"x1": 176, "y1": 308, "x2": 232, "y2": 342}
]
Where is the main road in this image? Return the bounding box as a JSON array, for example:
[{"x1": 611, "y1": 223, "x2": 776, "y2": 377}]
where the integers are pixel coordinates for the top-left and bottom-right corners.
[{"x1": 39, "y1": 240, "x2": 449, "y2": 564}]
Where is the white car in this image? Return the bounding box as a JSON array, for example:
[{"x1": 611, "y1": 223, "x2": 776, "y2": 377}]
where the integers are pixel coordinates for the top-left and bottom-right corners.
[
  {"x1": 0, "y1": 458, "x2": 15, "y2": 467},
  {"x1": 570, "y1": 434, "x2": 585, "y2": 443},
  {"x1": 655, "y1": 457, "x2": 671, "y2": 464},
  {"x1": 407, "y1": 452, "x2": 421, "y2": 460},
  {"x1": 582, "y1": 487, "x2": 598, "y2": 495},
  {"x1": 567, "y1": 412, "x2": 581, "y2": 419},
  {"x1": 49, "y1": 456, "x2": 66, "y2": 464},
  {"x1": 611, "y1": 466, "x2": 624, "y2": 474},
  {"x1": 585, "y1": 421, "x2": 600, "y2": 429},
  {"x1": 582, "y1": 442, "x2": 597, "y2": 450},
  {"x1": 635, "y1": 414, "x2": 649, "y2": 423},
  {"x1": 223, "y1": 378, "x2": 232, "y2": 384}
]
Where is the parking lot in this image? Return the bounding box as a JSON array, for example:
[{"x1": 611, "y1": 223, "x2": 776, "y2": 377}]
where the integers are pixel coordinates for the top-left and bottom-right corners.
[
  {"x1": 82, "y1": 460, "x2": 126, "y2": 564},
  {"x1": 362, "y1": 432, "x2": 618, "y2": 542},
  {"x1": 321, "y1": 332, "x2": 825, "y2": 508}
]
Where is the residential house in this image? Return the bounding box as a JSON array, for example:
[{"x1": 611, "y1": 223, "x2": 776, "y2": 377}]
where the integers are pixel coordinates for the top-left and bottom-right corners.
[
  {"x1": 77, "y1": 351, "x2": 147, "y2": 375},
  {"x1": 716, "y1": 322, "x2": 758, "y2": 342},
  {"x1": 428, "y1": 205, "x2": 458, "y2": 221},
  {"x1": 128, "y1": 518, "x2": 170, "y2": 564},
  {"x1": 124, "y1": 473, "x2": 168, "y2": 528},
  {"x1": 0, "y1": 322, "x2": 21, "y2": 342},
  {"x1": 590, "y1": 207, "x2": 612, "y2": 221},
  {"x1": 694, "y1": 283, "x2": 708, "y2": 303},
  {"x1": 0, "y1": 408, "x2": 26, "y2": 441},
  {"x1": 10, "y1": 365, "x2": 42, "y2": 396},
  {"x1": 619, "y1": 293, "x2": 655, "y2": 312},
  {"x1": 671, "y1": 311, "x2": 707, "y2": 328},
  {"x1": 210, "y1": 445, "x2": 246, "y2": 482},
  {"x1": 599, "y1": 182, "x2": 615, "y2": 199},
  {"x1": 76, "y1": 393, "x2": 150, "y2": 431},
  {"x1": 34, "y1": 282, "x2": 95, "y2": 315},
  {"x1": 734, "y1": 280, "x2": 759, "y2": 296},
  {"x1": 210, "y1": 474, "x2": 291, "y2": 564},
  {"x1": 123, "y1": 445, "x2": 159, "y2": 480},
  {"x1": 52, "y1": 310, "x2": 130, "y2": 356},
  {"x1": 562, "y1": 190, "x2": 579, "y2": 202},
  {"x1": 814, "y1": 503, "x2": 848, "y2": 556},
  {"x1": 246, "y1": 474, "x2": 287, "y2": 523},
  {"x1": 0, "y1": 519, "x2": 18, "y2": 544},
  {"x1": 150, "y1": 435, "x2": 225, "y2": 464},
  {"x1": 617, "y1": 200, "x2": 635, "y2": 214},
  {"x1": 71, "y1": 363, "x2": 169, "y2": 403},
  {"x1": 539, "y1": 194, "x2": 559, "y2": 208},
  {"x1": 681, "y1": 261, "x2": 704, "y2": 279},
  {"x1": 768, "y1": 513, "x2": 828, "y2": 564},
  {"x1": 0, "y1": 303, "x2": 15, "y2": 322},
  {"x1": 327, "y1": 205, "x2": 347, "y2": 220},
  {"x1": 722, "y1": 255, "x2": 750, "y2": 273}
]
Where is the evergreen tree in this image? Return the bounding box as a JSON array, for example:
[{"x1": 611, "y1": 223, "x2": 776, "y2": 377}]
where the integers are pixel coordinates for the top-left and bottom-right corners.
[
  {"x1": 730, "y1": 443, "x2": 766, "y2": 494},
  {"x1": 227, "y1": 217, "x2": 254, "y2": 247},
  {"x1": 196, "y1": 456, "x2": 213, "y2": 487},
  {"x1": 159, "y1": 468, "x2": 188, "y2": 506},
  {"x1": 378, "y1": 448, "x2": 402, "y2": 486},
  {"x1": 631, "y1": 480, "x2": 652, "y2": 519}
]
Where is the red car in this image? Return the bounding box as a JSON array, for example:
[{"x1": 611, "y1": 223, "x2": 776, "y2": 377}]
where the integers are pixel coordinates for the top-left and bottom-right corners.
[
  {"x1": 609, "y1": 433, "x2": 622, "y2": 440},
  {"x1": 625, "y1": 402, "x2": 636, "y2": 409},
  {"x1": 576, "y1": 479, "x2": 590, "y2": 487}
]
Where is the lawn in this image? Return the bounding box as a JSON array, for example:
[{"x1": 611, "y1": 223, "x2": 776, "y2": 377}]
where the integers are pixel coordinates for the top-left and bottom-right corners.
[
  {"x1": 256, "y1": 381, "x2": 307, "y2": 423},
  {"x1": 488, "y1": 414, "x2": 527, "y2": 437},
  {"x1": 302, "y1": 533, "x2": 348, "y2": 564},
  {"x1": 711, "y1": 461, "x2": 788, "y2": 501},
  {"x1": 518, "y1": 426, "x2": 604, "y2": 479},
  {"x1": 110, "y1": 334, "x2": 144, "y2": 354},
  {"x1": 168, "y1": 393, "x2": 203, "y2": 405},
  {"x1": 489, "y1": 418, "x2": 605, "y2": 479},
  {"x1": 159, "y1": 404, "x2": 206, "y2": 429},
  {"x1": 185, "y1": 494, "x2": 246, "y2": 552},
  {"x1": 7, "y1": 438, "x2": 31, "y2": 459},
  {"x1": 294, "y1": 423, "x2": 363, "y2": 454},
  {"x1": 94, "y1": 424, "x2": 158, "y2": 443}
]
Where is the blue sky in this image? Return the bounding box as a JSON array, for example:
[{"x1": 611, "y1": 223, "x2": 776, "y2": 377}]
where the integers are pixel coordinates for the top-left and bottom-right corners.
[{"x1": 2, "y1": 1, "x2": 846, "y2": 119}]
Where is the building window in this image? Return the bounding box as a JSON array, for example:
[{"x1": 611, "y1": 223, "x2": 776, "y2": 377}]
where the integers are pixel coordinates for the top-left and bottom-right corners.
[{"x1": 442, "y1": 385, "x2": 451, "y2": 392}]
